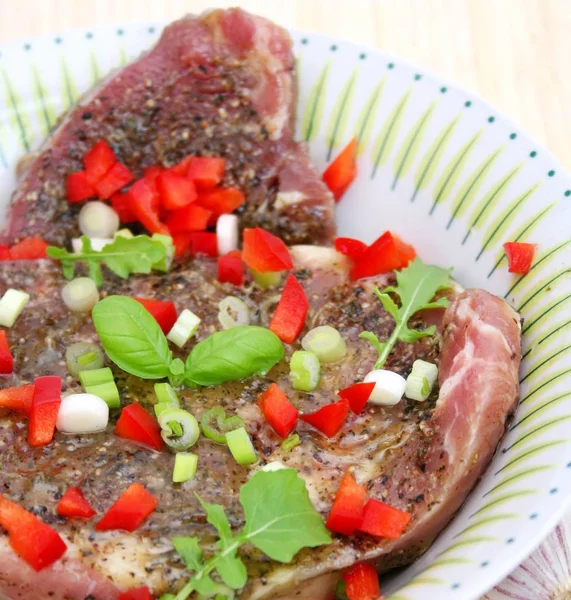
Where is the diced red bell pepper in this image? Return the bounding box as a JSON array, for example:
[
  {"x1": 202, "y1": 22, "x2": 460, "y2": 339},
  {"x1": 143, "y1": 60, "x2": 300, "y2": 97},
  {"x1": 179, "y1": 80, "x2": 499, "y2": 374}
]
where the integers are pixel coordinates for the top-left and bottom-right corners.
[
  {"x1": 170, "y1": 154, "x2": 194, "y2": 176},
  {"x1": 143, "y1": 165, "x2": 163, "y2": 195},
  {"x1": 172, "y1": 233, "x2": 193, "y2": 258},
  {"x1": 95, "y1": 162, "x2": 134, "y2": 199},
  {"x1": 118, "y1": 587, "x2": 153, "y2": 600},
  {"x1": 350, "y1": 231, "x2": 416, "y2": 281},
  {"x1": 9, "y1": 236, "x2": 48, "y2": 260},
  {"x1": 0, "y1": 384, "x2": 34, "y2": 415},
  {"x1": 190, "y1": 232, "x2": 218, "y2": 257},
  {"x1": 187, "y1": 156, "x2": 226, "y2": 189},
  {"x1": 95, "y1": 482, "x2": 158, "y2": 532},
  {"x1": 323, "y1": 138, "x2": 358, "y2": 202},
  {"x1": 242, "y1": 227, "x2": 293, "y2": 273},
  {"x1": 66, "y1": 170, "x2": 96, "y2": 203},
  {"x1": 301, "y1": 399, "x2": 350, "y2": 439},
  {"x1": 0, "y1": 494, "x2": 66, "y2": 571},
  {"x1": 83, "y1": 140, "x2": 117, "y2": 186},
  {"x1": 0, "y1": 330, "x2": 13, "y2": 375},
  {"x1": 358, "y1": 498, "x2": 412, "y2": 539},
  {"x1": 111, "y1": 191, "x2": 137, "y2": 223},
  {"x1": 128, "y1": 178, "x2": 169, "y2": 235},
  {"x1": 0, "y1": 245, "x2": 11, "y2": 260},
  {"x1": 196, "y1": 187, "x2": 245, "y2": 215},
  {"x1": 258, "y1": 383, "x2": 298, "y2": 438},
  {"x1": 115, "y1": 403, "x2": 164, "y2": 452},
  {"x1": 166, "y1": 204, "x2": 212, "y2": 233},
  {"x1": 269, "y1": 274, "x2": 308, "y2": 344},
  {"x1": 338, "y1": 382, "x2": 376, "y2": 415},
  {"x1": 158, "y1": 171, "x2": 197, "y2": 211},
  {"x1": 218, "y1": 250, "x2": 244, "y2": 285},
  {"x1": 335, "y1": 237, "x2": 368, "y2": 261},
  {"x1": 503, "y1": 241, "x2": 536, "y2": 274},
  {"x1": 57, "y1": 487, "x2": 96, "y2": 519},
  {"x1": 325, "y1": 470, "x2": 367, "y2": 535},
  {"x1": 134, "y1": 297, "x2": 177, "y2": 335},
  {"x1": 343, "y1": 563, "x2": 381, "y2": 600},
  {"x1": 28, "y1": 376, "x2": 61, "y2": 447}
]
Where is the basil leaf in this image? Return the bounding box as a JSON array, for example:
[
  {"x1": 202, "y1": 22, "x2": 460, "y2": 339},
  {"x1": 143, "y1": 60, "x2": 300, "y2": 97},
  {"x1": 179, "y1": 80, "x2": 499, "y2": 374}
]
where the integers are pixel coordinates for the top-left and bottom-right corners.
[
  {"x1": 92, "y1": 295, "x2": 172, "y2": 379},
  {"x1": 185, "y1": 326, "x2": 284, "y2": 386}
]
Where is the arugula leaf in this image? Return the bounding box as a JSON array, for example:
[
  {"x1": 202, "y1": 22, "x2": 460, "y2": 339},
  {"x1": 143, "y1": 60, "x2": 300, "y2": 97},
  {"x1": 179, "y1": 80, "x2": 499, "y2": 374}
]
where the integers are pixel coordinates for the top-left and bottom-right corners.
[
  {"x1": 47, "y1": 235, "x2": 168, "y2": 286},
  {"x1": 360, "y1": 258, "x2": 452, "y2": 368},
  {"x1": 185, "y1": 326, "x2": 285, "y2": 386},
  {"x1": 92, "y1": 295, "x2": 173, "y2": 379},
  {"x1": 172, "y1": 537, "x2": 203, "y2": 571}
]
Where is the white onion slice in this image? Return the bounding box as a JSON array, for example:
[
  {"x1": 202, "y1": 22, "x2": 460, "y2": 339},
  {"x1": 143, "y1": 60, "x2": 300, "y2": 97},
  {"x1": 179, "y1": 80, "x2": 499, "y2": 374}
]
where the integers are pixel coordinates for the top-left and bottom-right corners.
[
  {"x1": 363, "y1": 369, "x2": 406, "y2": 406},
  {"x1": 61, "y1": 278, "x2": 100, "y2": 313},
  {"x1": 56, "y1": 393, "x2": 109, "y2": 434},
  {"x1": 216, "y1": 214, "x2": 239, "y2": 256},
  {"x1": 218, "y1": 296, "x2": 250, "y2": 329},
  {"x1": 78, "y1": 201, "x2": 120, "y2": 238}
]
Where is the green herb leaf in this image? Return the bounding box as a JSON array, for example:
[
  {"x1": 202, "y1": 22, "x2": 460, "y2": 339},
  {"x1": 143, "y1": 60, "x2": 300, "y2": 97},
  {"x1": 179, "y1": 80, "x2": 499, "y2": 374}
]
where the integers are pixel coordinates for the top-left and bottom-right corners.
[
  {"x1": 47, "y1": 234, "x2": 169, "y2": 286},
  {"x1": 215, "y1": 552, "x2": 247, "y2": 590},
  {"x1": 172, "y1": 537, "x2": 203, "y2": 571},
  {"x1": 185, "y1": 326, "x2": 284, "y2": 387},
  {"x1": 92, "y1": 295, "x2": 172, "y2": 379},
  {"x1": 360, "y1": 258, "x2": 452, "y2": 368},
  {"x1": 197, "y1": 496, "x2": 233, "y2": 546}
]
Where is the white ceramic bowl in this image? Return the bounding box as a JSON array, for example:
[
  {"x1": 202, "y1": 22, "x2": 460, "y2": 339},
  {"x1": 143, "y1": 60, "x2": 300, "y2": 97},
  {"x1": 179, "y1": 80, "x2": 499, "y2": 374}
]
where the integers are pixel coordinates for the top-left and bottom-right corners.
[{"x1": 0, "y1": 21, "x2": 570, "y2": 600}]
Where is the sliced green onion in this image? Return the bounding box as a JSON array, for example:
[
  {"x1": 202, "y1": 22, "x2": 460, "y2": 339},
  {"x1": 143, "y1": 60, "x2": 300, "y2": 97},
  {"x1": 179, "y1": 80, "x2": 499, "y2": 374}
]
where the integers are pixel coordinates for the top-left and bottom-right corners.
[
  {"x1": 405, "y1": 359, "x2": 438, "y2": 401},
  {"x1": 155, "y1": 403, "x2": 172, "y2": 418},
  {"x1": 115, "y1": 228, "x2": 134, "y2": 239},
  {"x1": 289, "y1": 350, "x2": 321, "y2": 392},
  {"x1": 167, "y1": 309, "x2": 201, "y2": 348},
  {"x1": 201, "y1": 407, "x2": 245, "y2": 444},
  {"x1": 0, "y1": 289, "x2": 30, "y2": 327},
  {"x1": 251, "y1": 269, "x2": 283, "y2": 289},
  {"x1": 79, "y1": 367, "x2": 113, "y2": 387},
  {"x1": 61, "y1": 277, "x2": 100, "y2": 313},
  {"x1": 79, "y1": 201, "x2": 120, "y2": 238},
  {"x1": 154, "y1": 382, "x2": 180, "y2": 407},
  {"x1": 226, "y1": 427, "x2": 257, "y2": 466},
  {"x1": 168, "y1": 420, "x2": 183, "y2": 437},
  {"x1": 84, "y1": 381, "x2": 120, "y2": 409},
  {"x1": 173, "y1": 452, "x2": 198, "y2": 483},
  {"x1": 281, "y1": 433, "x2": 300, "y2": 451},
  {"x1": 151, "y1": 233, "x2": 174, "y2": 273},
  {"x1": 261, "y1": 461, "x2": 287, "y2": 472},
  {"x1": 158, "y1": 407, "x2": 200, "y2": 451},
  {"x1": 66, "y1": 342, "x2": 104, "y2": 377},
  {"x1": 217, "y1": 296, "x2": 250, "y2": 329},
  {"x1": 301, "y1": 326, "x2": 347, "y2": 364}
]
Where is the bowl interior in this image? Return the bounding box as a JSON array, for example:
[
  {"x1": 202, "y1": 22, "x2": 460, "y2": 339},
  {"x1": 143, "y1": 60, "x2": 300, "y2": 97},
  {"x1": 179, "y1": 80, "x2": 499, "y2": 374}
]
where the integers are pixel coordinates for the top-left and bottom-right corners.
[{"x1": 1, "y1": 22, "x2": 570, "y2": 600}]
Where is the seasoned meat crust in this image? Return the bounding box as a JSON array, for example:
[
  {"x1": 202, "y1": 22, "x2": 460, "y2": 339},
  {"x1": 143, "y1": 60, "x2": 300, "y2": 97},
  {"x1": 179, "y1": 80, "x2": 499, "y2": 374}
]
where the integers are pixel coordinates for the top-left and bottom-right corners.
[
  {"x1": 0, "y1": 248, "x2": 521, "y2": 600},
  {"x1": 1, "y1": 8, "x2": 335, "y2": 248}
]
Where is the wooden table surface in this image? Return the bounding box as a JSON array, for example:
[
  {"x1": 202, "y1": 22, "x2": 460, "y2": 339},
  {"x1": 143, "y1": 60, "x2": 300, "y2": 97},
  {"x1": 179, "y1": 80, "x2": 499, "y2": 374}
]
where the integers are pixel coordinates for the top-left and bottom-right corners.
[{"x1": 0, "y1": 0, "x2": 569, "y2": 170}]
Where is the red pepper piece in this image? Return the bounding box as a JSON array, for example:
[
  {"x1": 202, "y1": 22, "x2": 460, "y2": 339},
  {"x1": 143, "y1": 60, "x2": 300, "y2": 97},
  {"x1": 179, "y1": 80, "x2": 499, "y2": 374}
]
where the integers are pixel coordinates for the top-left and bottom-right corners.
[
  {"x1": 0, "y1": 494, "x2": 66, "y2": 571},
  {"x1": 128, "y1": 178, "x2": 169, "y2": 235},
  {"x1": 338, "y1": 382, "x2": 376, "y2": 414},
  {"x1": 0, "y1": 330, "x2": 13, "y2": 375},
  {"x1": 343, "y1": 563, "x2": 381, "y2": 600},
  {"x1": 96, "y1": 482, "x2": 158, "y2": 532},
  {"x1": 134, "y1": 297, "x2": 178, "y2": 335},
  {"x1": 350, "y1": 231, "x2": 416, "y2": 281},
  {"x1": 187, "y1": 156, "x2": 225, "y2": 189},
  {"x1": 158, "y1": 171, "x2": 197, "y2": 211},
  {"x1": 170, "y1": 154, "x2": 194, "y2": 176},
  {"x1": 111, "y1": 192, "x2": 137, "y2": 223},
  {"x1": 0, "y1": 384, "x2": 34, "y2": 415},
  {"x1": 242, "y1": 227, "x2": 293, "y2": 273},
  {"x1": 189, "y1": 232, "x2": 218, "y2": 257},
  {"x1": 301, "y1": 399, "x2": 350, "y2": 438},
  {"x1": 335, "y1": 237, "x2": 368, "y2": 261},
  {"x1": 358, "y1": 498, "x2": 412, "y2": 539},
  {"x1": 83, "y1": 140, "x2": 117, "y2": 186},
  {"x1": 196, "y1": 187, "x2": 245, "y2": 215},
  {"x1": 166, "y1": 204, "x2": 212, "y2": 233},
  {"x1": 143, "y1": 165, "x2": 163, "y2": 195},
  {"x1": 115, "y1": 403, "x2": 164, "y2": 452},
  {"x1": 258, "y1": 383, "x2": 298, "y2": 438},
  {"x1": 9, "y1": 236, "x2": 48, "y2": 260},
  {"x1": 28, "y1": 376, "x2": 61, "y2": 447},
  {"x1": 172, "y1": 233, "x2": 193, "y2": 258},
  {"x1": 95, "y1": 162, "x2": 134, "y2": 199},
  {"x1": 269, "y1": 274, "x2": 308, "y2": 344},
  {"x1": 57, "y1": 487, "x2": 96, "y2": 519},
  {"x1": 66, "y1": 170, "x2": 96, "y2": 203},
  {"x1": 323, "y1": 138, "x2": 358, "y2": 202},
  {"x1": 118, "y1": 587, "x2": 153, "y2": 600},
  {"x1": 218, "y1": 250, "x2": 244, "y2": 285},
  {"x1": 0, "y1": 245, "x2": 11, "y2": 260},
  {"x1": 503, "y1": 241, "x2": 537, "y2": 274},
  {"x1": 325, "y1": 470, "x2": 367, "y2": 535}
]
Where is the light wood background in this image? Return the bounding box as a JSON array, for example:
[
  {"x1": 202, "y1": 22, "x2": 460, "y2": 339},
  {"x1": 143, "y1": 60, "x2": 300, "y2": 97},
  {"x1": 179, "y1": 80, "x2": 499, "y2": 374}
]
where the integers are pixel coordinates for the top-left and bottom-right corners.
[{"x1": 0, "y1": 0, "x2": 569, "y2": 169}]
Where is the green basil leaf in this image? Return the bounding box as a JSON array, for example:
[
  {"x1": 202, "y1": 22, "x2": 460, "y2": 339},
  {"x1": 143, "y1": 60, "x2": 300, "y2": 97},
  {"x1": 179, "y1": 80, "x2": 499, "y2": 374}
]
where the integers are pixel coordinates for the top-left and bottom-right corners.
[
  {"x1": 185, "y1": 326, "x2": 284, "y2": 386},
  {"x1": 92, "y1": 295, "x2": 172, "y2": 379}
]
